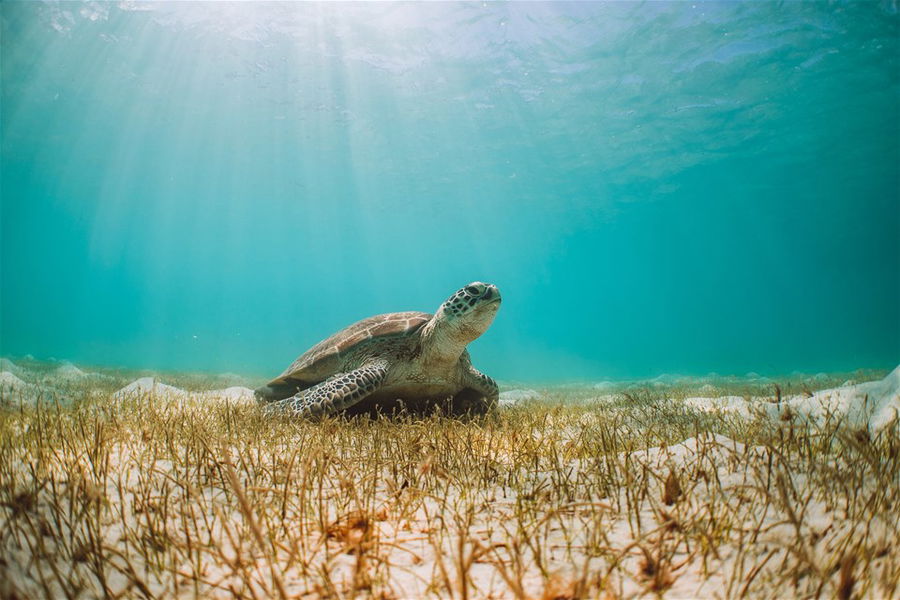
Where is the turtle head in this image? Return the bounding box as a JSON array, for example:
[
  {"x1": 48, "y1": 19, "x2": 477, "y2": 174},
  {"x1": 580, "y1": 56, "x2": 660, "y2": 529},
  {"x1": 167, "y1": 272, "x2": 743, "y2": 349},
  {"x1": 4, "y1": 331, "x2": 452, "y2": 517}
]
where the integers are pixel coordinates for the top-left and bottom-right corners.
[{"x1": 430, "y1": 282, "x2": 502, "y2": 346}]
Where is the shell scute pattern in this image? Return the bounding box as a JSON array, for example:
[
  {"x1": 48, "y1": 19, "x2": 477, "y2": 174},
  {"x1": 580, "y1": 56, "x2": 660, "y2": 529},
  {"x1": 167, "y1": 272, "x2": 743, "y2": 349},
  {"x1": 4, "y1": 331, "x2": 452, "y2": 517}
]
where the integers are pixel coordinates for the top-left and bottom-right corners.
[
  {"x1": 370, "y1": 320, "x2": 405, "y2": 337},
  {"x1": 276, "y1": 311, "x2": 431, "y2": 382},
  {"x1": 339, "y1": 330, "x2": 371, "y2": 351}
]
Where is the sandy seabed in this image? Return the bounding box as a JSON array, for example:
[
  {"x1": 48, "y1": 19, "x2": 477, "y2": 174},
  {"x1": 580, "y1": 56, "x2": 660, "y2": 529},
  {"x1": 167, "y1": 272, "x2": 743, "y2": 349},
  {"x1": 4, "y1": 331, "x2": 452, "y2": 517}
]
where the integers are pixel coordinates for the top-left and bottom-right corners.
[{"x1": 1, "y1": 359, "x2": 898, "y2": 599}]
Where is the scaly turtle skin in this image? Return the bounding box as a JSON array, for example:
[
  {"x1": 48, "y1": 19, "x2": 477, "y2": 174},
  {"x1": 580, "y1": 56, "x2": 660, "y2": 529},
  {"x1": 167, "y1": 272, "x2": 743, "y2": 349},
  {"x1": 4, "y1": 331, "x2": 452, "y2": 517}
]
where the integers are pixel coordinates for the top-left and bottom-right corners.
[{"x1": 256, "y1": 282, "x2": 501, "y2": 418}]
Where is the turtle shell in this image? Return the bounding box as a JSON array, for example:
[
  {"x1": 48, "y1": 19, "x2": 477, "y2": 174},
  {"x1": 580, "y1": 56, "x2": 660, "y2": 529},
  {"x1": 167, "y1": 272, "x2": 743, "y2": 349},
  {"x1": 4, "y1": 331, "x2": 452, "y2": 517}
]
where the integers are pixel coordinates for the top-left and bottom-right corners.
[{"x1": 267, "y1": 311, "x2": 431, "y2": 389}]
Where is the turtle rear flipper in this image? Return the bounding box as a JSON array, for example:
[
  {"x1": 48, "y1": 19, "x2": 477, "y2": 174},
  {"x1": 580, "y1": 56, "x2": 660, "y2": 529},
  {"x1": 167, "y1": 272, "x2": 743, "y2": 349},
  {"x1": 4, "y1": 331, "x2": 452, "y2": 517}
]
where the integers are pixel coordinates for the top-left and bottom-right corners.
[{"x1": 265, "y1": 360, "x2": 389, "y2": 418}]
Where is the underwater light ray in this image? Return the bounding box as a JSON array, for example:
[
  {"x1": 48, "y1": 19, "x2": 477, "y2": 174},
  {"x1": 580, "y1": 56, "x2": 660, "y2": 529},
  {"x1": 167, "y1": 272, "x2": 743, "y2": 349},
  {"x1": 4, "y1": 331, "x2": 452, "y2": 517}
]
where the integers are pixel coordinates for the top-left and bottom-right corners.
[
  {"x1": 276, "y1": 4, "x2": 459, "y2": 310},
  {"x1": 2, "y1": 0, "x2": 897, "y2": 377},
  {"x1": 85, "y1": 16, "x2": 197, "y2": 267},
  {"x1": 76, "y1": 15, "x2": 277, "y2": 366}
]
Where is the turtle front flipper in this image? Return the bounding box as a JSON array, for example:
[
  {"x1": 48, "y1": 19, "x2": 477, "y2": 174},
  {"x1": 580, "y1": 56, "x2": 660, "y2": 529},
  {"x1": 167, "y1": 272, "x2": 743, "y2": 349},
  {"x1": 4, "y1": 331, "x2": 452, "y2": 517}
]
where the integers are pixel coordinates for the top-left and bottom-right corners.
[
  {"x1": 266, "y1": 360, "x2": 389, "y2": 418},
  {"x1": 452, "y1": 365, "x2": 499, "y2": 415}
]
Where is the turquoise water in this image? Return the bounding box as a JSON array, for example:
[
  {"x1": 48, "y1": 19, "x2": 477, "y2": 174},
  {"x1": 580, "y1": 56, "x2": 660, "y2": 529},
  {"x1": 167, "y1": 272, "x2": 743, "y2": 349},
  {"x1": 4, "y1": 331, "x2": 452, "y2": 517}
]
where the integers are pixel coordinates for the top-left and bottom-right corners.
[{"x1": 1, "y1": 2, "x2": 898, "y2": 382}]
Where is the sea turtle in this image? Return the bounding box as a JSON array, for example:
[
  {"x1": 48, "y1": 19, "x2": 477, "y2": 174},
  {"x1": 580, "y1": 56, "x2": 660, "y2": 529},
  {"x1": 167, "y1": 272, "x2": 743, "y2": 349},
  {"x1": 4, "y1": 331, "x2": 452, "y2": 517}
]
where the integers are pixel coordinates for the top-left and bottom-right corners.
[{"x1": 256, "y1": 282, "x2": 502, "y2": 418}]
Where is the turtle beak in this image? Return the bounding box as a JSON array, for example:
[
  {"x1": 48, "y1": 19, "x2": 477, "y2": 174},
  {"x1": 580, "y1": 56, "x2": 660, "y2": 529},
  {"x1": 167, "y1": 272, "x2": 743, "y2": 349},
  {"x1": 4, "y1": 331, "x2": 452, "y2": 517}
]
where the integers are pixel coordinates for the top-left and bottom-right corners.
[{"x1": 481, "y1": 284, "x2": 501, "y2": 304}]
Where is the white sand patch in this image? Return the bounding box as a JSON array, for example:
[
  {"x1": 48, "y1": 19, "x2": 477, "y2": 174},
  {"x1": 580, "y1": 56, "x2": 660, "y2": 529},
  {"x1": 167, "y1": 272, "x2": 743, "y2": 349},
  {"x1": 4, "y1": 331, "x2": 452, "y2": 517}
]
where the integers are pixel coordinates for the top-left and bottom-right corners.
[
  {"x1": 498, "y1": 388, "x2": 541, "y2": 406},
  {"x1": 683, "y1": 395, "x2": 756, "y2": 418},
  {"x1": 681, "y1": 366, "x2": 900, "y2": 433},
  {"x1": 113, "y1": 377, "x2": 188, "y2": 401},
  {"x1": 623, "y1": 433, "x2": 758, "y2": 469},
  {"x1": 112, "y1": 378, "x2": 256, "y2": 407},
  {"x1": 607, "y1": 432, "x2": 894, "y2": 599}
]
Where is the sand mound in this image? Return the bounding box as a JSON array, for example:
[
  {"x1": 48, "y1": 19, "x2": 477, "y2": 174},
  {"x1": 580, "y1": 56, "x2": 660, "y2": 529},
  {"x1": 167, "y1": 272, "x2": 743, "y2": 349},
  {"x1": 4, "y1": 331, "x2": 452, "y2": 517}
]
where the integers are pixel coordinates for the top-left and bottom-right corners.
[
  {"x1": 54, "y1": 362, "x2": 87, "y2": 379},
  {"x1": 0, "y1": 372, "x2": 40, "y2": 407},
  {"x1": 782, "y1": 365, "x2": 899, "y2": 432},
  {"x1": 0, "y1": 358, "x2": 23, "y2": 376},
  {"x1": 0, "y1": 371, "x2": 28, "y2": 390},
  {"x1": 113, "y1": 377, "x2": 188, "y2": 400},
  {"x1": 112, "y1": 378, "x2": 256, "y2": 406},
  {"x1": 683, "y1": 365, "x2": 900, "y2": 433}
]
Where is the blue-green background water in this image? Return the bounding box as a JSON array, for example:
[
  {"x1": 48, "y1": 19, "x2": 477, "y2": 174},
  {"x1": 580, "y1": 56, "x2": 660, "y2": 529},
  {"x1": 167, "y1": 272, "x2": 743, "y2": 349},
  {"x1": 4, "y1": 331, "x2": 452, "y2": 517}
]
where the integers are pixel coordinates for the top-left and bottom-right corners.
[{"x1": 2, "y1": 1, "x2": 898, "y2": 381}]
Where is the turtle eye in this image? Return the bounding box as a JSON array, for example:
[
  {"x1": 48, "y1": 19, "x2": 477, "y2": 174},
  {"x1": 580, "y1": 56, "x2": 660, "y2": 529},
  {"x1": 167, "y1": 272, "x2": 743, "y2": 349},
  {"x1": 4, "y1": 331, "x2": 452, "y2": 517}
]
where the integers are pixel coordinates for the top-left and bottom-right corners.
[{"x1": 465, "y1": 285, "x2": 482, "y2": 296}]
